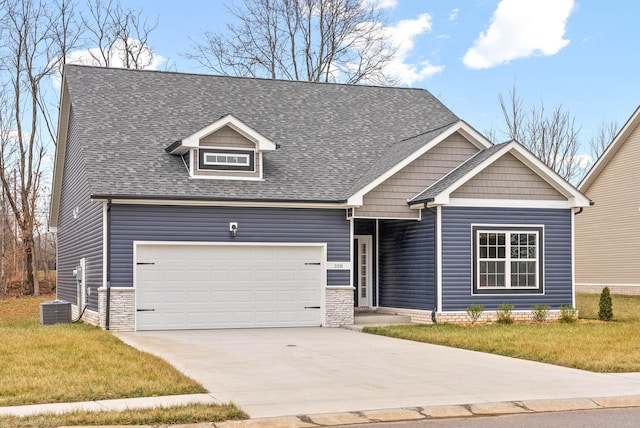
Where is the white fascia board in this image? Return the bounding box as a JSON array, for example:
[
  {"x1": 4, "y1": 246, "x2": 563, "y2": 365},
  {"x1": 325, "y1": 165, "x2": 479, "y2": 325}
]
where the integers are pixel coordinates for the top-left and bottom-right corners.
[
  {"x1": 579, "y1": 105, "x2": 640, "y2": 192},
  {"x1": 182, "y1": 114, "x2": 277, "y2": 152},
  {"x1": 346, "y1": 121, "x2": 488, "y2": 206},
  {"x1": 429, "y1": 141, "x2": 591, "y2": 208},
  {"x1": 49, "y1": 78, "x2": 71, "y2": 229},
  {"x1": 436, "y1": 198, "x2": 579, "y2": 209},
  {"x1": 455, "y1": 121, "x2": 493, "y2": 150}
]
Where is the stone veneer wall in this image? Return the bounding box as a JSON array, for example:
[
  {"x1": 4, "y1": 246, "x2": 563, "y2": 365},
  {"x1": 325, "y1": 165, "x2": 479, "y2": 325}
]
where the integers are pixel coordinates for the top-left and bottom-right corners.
[
  {"x1": 97, "y1": 287, "x2": 135, "y2": 331},
  {"x1": 70, "y1": 305, "x2": 100, "y2": 326},
  {"x1": 434, "y1": 310, "x2": 566, "y2": 324},
  {"x1": 377, "y1": 307, "x2": 569, "y2": 324},
  {"x1": 325, "y1": 287, "x2": 354, "y2": 327},
  {"x1": 376, "y1": 307, "x2": 434, "y2": 324}
]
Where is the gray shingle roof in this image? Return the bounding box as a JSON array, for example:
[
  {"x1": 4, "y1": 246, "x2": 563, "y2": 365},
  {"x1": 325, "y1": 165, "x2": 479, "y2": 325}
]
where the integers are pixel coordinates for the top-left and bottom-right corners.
[
  {"x1": 63, "y1": 65, "x2": 459, "y2": 202},
  {"x1": 410, "y1": 142, "x2": 509, "y2": 204}
]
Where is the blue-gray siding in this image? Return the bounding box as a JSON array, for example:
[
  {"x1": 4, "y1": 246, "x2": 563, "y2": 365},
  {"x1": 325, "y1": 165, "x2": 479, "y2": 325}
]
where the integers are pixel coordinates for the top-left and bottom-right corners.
[
  {"x1": 441, "y1": 206, "x2": 573, "y2": 311},
  {"x1": 110, "y1": 205, "x2": 350, "y2": 287},
  {"x1": 56, "y1": 108, "x2": 103, "y2": 310},
  {"x1": 378, "y1": 211, "x2": 436, "y2": 311}
]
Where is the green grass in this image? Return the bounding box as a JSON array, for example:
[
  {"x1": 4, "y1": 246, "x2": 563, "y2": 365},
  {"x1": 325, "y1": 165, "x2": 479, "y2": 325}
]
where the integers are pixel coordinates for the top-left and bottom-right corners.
[
  {"x1": 0, "y1": 295, "x2": 206, "y2": 406},
  {"x1": 0, "y1": 295, "x2": 248, "y2": 427},
  {"x1": 0, "y1": 403, "x2": 246, "y2": 428},
  {"x1": 364, "y1": 293, "x2": 640, "y2": 373}
]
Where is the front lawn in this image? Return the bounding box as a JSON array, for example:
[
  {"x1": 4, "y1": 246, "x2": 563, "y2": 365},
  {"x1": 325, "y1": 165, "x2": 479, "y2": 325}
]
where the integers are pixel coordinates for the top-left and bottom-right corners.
[
  {"x1": 364, "y1": 293, "x2": 640, "y2": 373},
  {"x1": 0, "y1": 295, "x2": 206, "y2": 407},
  {"x1": 0, "y1": 295, "x2": 247, "y2": 427}
]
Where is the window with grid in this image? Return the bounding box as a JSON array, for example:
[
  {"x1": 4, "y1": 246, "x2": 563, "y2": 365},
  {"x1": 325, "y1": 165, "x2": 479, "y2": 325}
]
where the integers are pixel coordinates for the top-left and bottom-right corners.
[
  {"x1": 198, "y1": 148, "x2": 255, "y2": 171},
  {"x1": 472, "y1": 226, "x2": 543, "y2": 294}
]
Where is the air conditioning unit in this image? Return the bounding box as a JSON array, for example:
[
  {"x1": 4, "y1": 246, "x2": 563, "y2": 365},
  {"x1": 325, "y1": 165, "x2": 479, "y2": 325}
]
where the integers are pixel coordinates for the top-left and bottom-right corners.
[{"x1": 40, "y1": 300, "x2": 72, "y2": 325}]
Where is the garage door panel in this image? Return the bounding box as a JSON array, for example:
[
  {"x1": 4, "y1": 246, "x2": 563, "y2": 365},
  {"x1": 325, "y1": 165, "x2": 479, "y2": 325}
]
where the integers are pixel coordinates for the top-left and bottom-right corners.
[{"x1": 136, "y1": 244, "x2": 323, "y2": 330}]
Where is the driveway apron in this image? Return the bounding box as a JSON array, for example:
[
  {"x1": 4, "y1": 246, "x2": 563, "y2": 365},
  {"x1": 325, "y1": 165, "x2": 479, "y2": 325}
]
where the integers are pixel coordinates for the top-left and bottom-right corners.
[{"x1": 116, "y1": 328, "x2": 640, "y2": 418}]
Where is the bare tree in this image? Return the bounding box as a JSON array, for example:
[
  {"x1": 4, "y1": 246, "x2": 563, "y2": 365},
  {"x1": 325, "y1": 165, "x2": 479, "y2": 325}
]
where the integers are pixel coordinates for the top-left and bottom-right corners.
[
  {"x1": 187, "y1": 0, "x2": 397, "y2": 84},
  {"x1": 0, "y1": 0, "x2": 78, "y2": 295},
  {"x1": 81, "y1": 0, "x2": 158, "y2": 69},
  {"x1": 589, "y1": 119, "x2": 619, "y2": 163},
  {"x1": 498, "y1": 86, "x2": 582, "y2": 182}
]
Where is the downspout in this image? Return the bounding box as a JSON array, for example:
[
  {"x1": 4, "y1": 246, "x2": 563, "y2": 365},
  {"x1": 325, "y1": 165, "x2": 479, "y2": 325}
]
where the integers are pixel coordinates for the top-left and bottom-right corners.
[
  {"x1": 105, "y1": 198, "x2": 112, "y2": 330},
  {"x1": 426, "y1": 205, "x2": 438, "y2": 323}
]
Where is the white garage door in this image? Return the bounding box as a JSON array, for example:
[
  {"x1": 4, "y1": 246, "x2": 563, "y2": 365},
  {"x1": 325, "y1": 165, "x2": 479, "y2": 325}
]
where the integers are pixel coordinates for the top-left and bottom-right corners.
[{"x1": 135, "y1": 243, "x2": 323, "y2": 330}]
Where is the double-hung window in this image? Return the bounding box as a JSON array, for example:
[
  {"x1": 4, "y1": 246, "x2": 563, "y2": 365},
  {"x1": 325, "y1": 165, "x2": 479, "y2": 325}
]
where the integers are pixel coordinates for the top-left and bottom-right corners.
[{"x1": 472, "y1": 226, "x2": 543, "y2": 294}]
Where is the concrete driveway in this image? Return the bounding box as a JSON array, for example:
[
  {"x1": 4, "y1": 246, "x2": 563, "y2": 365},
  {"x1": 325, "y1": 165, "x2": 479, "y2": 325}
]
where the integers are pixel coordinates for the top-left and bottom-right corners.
[{"x1": 116, "y1": 328, "x2": 640, "y2": 418}]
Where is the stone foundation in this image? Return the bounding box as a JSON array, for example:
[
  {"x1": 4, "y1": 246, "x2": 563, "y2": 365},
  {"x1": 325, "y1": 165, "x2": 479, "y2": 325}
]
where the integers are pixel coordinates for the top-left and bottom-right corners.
[
  {"x1": 376, "y1": 307, "x2": 435, "y2": 324},
  {"x1": 325, "y1": 287, "x2": 354, "y2": 327},
  {"x1": 373, "y1": 307, "x2": 573, "y2": 324},
  {"x1": 434, "y1": 310, "x2": 565, "y2": 324},
  {"x1": 71, "y1": 303, "x2": 100, "y2": 326},
  {"x1": 97, "y1": 287, "x2": 136, "y2": 331}
]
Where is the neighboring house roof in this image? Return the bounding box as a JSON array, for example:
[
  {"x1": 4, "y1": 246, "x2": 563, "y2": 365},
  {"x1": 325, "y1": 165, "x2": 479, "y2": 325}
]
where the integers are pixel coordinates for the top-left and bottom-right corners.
[
  {"x1": 579, "y1": 105, "x2": 640, "y2": 192},
  {"x1": 410, "y1": 140, "x2": 592, "y2": 208},
  {"x1": 53, "y1": 65, "x2": 460, "y2": 205}
]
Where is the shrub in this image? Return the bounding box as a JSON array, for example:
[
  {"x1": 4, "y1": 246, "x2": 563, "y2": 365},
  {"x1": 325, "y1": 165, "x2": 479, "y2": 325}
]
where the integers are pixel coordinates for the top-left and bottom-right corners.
[
  {"x1": 466, "y1": 304, "x2": 484, "y2": 324},
  {"x1": 598, "y1": 287, "x2": 613, "y2": 321},
  {"x1": 559, "y1": 305, "x2": 577, "y2": 323},
  {"x1": 496, "y1": 303, "x2": 515, "y2": 324},
  {"x1": 532, "y1": 305, "x2": 550, "y2": 323}
]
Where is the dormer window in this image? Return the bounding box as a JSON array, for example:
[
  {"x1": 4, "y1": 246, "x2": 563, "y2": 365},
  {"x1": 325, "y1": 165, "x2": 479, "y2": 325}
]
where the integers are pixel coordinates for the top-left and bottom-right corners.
[
  {"x1": 199, "y1": 149, "x2": 255, "y2": 172},
  {"x1": 166, "y1": 114, "x2": 277, "y2": 181}
]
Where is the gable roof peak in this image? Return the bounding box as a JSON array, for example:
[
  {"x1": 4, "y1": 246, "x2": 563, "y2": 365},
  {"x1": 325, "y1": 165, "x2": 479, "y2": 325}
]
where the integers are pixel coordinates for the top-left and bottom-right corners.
[
  {"x1": 167, "y1": 113, "x2": 277, "y2": 155},
  {"x1": 579, "y1": 105, "x2": 640, "y2": 192}
]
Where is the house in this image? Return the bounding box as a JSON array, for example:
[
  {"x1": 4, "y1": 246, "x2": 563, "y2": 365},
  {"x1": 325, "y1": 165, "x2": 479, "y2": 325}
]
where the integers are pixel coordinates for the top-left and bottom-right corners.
[
  {"x1": 576, "y1": 106, "x2": 640, "y2": 295},
  {"x1": 49, "y1": 65, "x2": 591, "y2": 331}
]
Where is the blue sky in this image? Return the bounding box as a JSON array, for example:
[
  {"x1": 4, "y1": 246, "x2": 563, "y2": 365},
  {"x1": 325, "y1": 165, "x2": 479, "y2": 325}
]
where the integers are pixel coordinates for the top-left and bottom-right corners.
[{"x1": 71, "y1": 0, "x2": 639, "y2": 161}]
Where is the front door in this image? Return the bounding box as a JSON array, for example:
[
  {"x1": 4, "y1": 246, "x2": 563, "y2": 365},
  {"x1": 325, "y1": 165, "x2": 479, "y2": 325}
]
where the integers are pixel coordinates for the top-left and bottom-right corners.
[{"x1": 353, "y1": 235, "x2": 373, "y2": 307}]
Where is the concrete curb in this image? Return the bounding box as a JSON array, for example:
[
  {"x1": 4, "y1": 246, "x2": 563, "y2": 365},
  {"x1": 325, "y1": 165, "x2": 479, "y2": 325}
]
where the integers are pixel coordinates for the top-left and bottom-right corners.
[
  {"x1": 4, "y1": 394, "x2": 640, "y2": 427},
  {"x1": 212, "y1": 396, "x2": 640, "y2": 427}
]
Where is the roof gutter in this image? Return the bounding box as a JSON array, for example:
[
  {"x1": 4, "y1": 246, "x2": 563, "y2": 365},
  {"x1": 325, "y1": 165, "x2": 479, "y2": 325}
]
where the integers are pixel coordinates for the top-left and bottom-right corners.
[
  {"x1": 574, "y1": 200, "x2": 595, "y2": 216},
  {"x1": 90, "y1": 194, "x2": 350, "y2": 206}
]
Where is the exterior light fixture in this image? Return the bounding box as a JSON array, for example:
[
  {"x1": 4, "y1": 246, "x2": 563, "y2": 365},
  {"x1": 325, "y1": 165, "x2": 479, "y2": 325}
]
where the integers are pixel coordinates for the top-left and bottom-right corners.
[{"x1": 229, "y1": 222, "x2": 238, "y2": 237}]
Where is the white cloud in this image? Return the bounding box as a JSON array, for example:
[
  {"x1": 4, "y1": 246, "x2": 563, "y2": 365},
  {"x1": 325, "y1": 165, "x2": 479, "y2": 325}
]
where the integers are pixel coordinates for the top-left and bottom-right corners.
[
  {"x1": 572, "y1": 153, "x2": 593, "y2": 170},
  {"x1": 449, "y1": 8, "x2": 459, "y2": 21},
  {"x1": 364, "y1": 0, "x2": 398, "y2": 9},
  {"x1": 51, "y1": 38, "x2": 166, "y2": 88},
  {"x1": 462, "y1": 0, "x2": 575, "y2": 69},
  {"x1": 66, "y1": 39, "x2": 166, "y2": 70},
  {"x1": 384, "y1": 13, "x2": 445, "y2": 85}
]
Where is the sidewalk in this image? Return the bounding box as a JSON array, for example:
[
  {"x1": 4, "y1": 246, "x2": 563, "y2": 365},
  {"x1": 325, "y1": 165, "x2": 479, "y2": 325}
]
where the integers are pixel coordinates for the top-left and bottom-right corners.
[{"x1": 2, "y1": 393, "x2": 640, "y2": 427}]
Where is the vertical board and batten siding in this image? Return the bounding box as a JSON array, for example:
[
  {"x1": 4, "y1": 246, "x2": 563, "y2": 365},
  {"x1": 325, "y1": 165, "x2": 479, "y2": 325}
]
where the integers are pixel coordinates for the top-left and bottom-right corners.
[
  {"x1": 451, "y1": 153, "x2": 566, "y2": 200},
  {"x1": 377, "y1": 211, "x2": 436, "y2": 310},
  {"x1": 576, "y1": 121, "x2": 640, "y2": 285},
  {"x1": 355, "y1": 133, "x2": 480, "y2": 219},
  {"x1": 109, "y1": 205, "x2": 350, "y2": 287},
  {"x1": 440, "y1": 207, "x2": 572, "y2": 311},
  {"x1": 56, "y1": 108, "x2": 103, "y2": 310}
]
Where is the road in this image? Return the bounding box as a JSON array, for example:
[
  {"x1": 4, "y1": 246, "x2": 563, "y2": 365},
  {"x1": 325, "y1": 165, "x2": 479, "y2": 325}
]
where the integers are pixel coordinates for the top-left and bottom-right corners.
[{"x1": 335, "y1": 407, "x2": 640, "y2": 428}]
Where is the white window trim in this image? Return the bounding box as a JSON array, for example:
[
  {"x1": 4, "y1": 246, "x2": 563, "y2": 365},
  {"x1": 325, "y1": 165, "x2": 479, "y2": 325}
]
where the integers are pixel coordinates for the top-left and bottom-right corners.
[
  {"x1": 195, "y1": 148, "x2": 257, "y2": 174},
  {"x1": 203, "y1": 152, "x2": 251, "y2": 167},
  {"x1": 471, "y1": 224, "x2": 544, "y2": 295}
]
